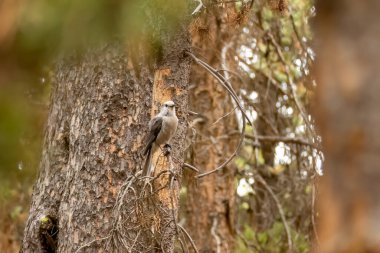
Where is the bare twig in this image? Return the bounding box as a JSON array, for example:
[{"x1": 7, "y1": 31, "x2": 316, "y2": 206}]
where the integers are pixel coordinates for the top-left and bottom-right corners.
[
  {"x1": 114, "y1": 175, "x2": 137, "y2": 214},
  {"x1": 267, "y1": 32, "x2": 315, "y2": 140},
  {"x1": 179, "y1": 226, "x2": 190, "y2": 253},
  {"x1": 256, "y1": 174, "x2": 293, "y2": 252},
  {"x1": 311, "y1": 182, "x2": 320, "y2": 247},
  {"x1": 188, "y1": 110, "x2": 200, "y2": 116},
  {"x1": 170, "y1": 174, "x2": 180, "y2": 236},
  {"x1": 130, "y1": 230, "x2": 141, "y2": 252},
  {"x1": 236, "y1": 55, "x2": 286, "y2": 95},
  {"x1": 189, "y1": 117, "x2": 206, "y2": 128},
  {"x1": 192, "y1": 0, "x2": 204, "y2": 15},
  {"x1": 183, "y1": 163, "x2": 200, "y2": 173},
  {"x1": 209, "y1": 106, "x2": 238, "y2": 127},
  {"x1": 244, "y1": 133, "x2": 320, "y2": 150},
  {"x1": 74, "y1": 234, "x2": 112, "y2": 253},
  {"x1": 178, "y1": 237, "x2": 188, "y2": 253},
  {"x1": 237, "y1": 230, "x2": 261, "y2": 252},
  {"x1": 212, "y1": 0, "x2": 245, "y2": 4},
  {"x1": 186, "y1": 51, "x2": 252, "y2": 125},
  {"x1": 187, "y1": 51, "x2": 247, "y2": 179},
  {"x1": 223, "y1": 41, "x2": 260, "y2": 174},
  {"x1": 288, "y1": 12, "x2": 314, "y2": 62},
  {"x1": 196, "y1": 118, "x2": 244, "y2": 178},
  {"x1": 216, "y1": 69, "x2": 244, "y2": 81},
  {"x1": 178, "y1": 224, "x2": 200, "y2": 253}
]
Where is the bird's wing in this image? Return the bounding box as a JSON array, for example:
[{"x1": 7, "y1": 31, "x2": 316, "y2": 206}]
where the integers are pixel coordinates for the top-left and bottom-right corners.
[{"x1": 143, "y1": 116, "x2": 163, "y2": 155}]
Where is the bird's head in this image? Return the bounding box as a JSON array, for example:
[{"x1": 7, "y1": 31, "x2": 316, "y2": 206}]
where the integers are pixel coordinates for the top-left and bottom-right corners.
[{"x1": 161, "y1": 100, "x2": 176, "y2": 116}]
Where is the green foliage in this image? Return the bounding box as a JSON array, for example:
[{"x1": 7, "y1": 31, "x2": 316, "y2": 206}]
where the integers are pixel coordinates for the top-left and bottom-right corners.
[
  {"x1": 235, "y1": 223, "x2": 310, "y2": 253},
  {"x1": 234, "y1": 0, "x2": 316, "y2": 252},
  {"x1": 273, "y1": 70, "x2": 288, "y2": 83}
]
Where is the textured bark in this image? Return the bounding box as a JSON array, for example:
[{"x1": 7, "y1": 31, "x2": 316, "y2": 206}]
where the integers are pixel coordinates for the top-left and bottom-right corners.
[
  {"x1": 315, "y1": 1, "x2": 380, "y2": 252},
  {"x1": 22, "y1": 28, "x2": 191, "y2": 252},
  {"x1": 186, "y1": 70, "x2": 237, "y2": 253},
  {"x1": 184, "y1": 10, "x2": 238, "y2": 252}
]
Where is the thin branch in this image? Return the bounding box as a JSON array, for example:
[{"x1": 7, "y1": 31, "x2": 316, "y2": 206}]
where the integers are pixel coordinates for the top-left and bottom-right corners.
[
  {"x1": 236, "y1": 55, "x2": 286, "y2": 95},
  {"x1": 187, "y1": 51, "x2": 247, "y2": 179},
  {"x1": 179, "y1": 224, "x2": 190, "y2": 253},
  {"x1": 239, "y1": 92, "x2": 280, "y2": 135},
  {"x1": 188, "y1": 110, "x2": 200, "y2": 116},
  {"x1": 236, "y1": 51, "x2": 289, "y2": 169},
  {"x1": 209, "y1": 106, "x2": 238, "y2": 127},
  {"x1": 186, "y1": 51, "x2": 252, "y2": 125},
  {"x1": 170, "y1": 174, "x2": 180, "y2": 236},
  {"x1": 192, "y1": 0, "x2": 204, "y2": 15},
  {"x1": 256, "y1": 174, "x2": 293, "y2": 253},
  {"x1": 237, "y1": 230, "x2": 261, "y2": 252},
  {"x1": 245, "y1": 133, "x2": 320, "y2": 150},
  {"x1": 183, "y1": 163, "x2": 200, "y2": 173},
  {"x1": 74, "y1": 235, "x2": 112, "y2": 253},
  {"x1": 196, "y1": 118, "x2": 245, "y2": 178},
  {"x1": 288, "y1": 12, "x2": 314, "y2": 62},
  {"x1": 213, "y1": 0, "x2": 245, "y2": 4},
  {"x1": 267, "y1": 32, "x2": 315, "y2": 140},
  {"x1": 311, "y1": 181, "x2": 320, "y2": 247},
  {"x1": 178, "y1": 224, "x2": 200, "y2": 253},
  {"x1": 178, "y1": 237, "x2": 188, "y2": 253},
  {"x1": 226, "y1": 130, "x2": 320, "y2": 150},
  {"x1": 189, "y1": 117, "x2": 206, "y2": 128},
  {"x1": 220, "y1": 40, "x2": 248, "y2": 134},
  {"x1": 130, "y1": 230, "x2": 141, "y2": 252},
  {"x1": 207, "y1": 0, "x2": 255, "y2": 7}
]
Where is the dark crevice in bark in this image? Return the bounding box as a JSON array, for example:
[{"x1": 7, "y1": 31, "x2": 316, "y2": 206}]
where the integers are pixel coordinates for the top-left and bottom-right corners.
[{"x1": 38, "y1": 215, "x2": 59, "y2": 253}]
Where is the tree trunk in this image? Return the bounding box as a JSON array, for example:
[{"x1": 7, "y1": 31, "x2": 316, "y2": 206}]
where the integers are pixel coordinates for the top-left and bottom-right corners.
[
  {"x1": 185, "y1": 65, "x2": 237, "y2": 253},
  {"x1": 22, "y1": 28, "x2": 191, "y2": 252},
  {"x1": 315, "y1": 1, "x2": 380, "y2": 252},
  {"x1": 184, "y1": 10, "x2": 238, "y2": 252}
]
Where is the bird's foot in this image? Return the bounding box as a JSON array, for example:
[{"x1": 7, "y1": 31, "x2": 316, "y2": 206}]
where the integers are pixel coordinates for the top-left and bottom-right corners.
[{"x1": 163, "y1": 144, "x2": 172, "y2": 156}]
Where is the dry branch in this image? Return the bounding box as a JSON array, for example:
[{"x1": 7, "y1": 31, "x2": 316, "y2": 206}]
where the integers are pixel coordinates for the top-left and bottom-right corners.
[
  {"x1": 178, "y1": 224, "x2": 200, "y2": 253},
  {"x1": 256, "y1": 174, "x2": 293, "y2": 252},
  {"x1": 186, "y1": 51, "x2": 248, "y2": 179}
]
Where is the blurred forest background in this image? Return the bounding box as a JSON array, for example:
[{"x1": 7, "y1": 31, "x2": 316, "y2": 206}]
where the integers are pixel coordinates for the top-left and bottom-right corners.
[{"x1": 3, "y1": 0, "x2": 375, "y2": 252}]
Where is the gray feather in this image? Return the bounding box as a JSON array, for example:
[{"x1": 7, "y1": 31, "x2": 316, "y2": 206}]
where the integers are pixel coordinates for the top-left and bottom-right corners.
[{"x1": 143, "y1": 117, "x2": 163, "y2": 155}]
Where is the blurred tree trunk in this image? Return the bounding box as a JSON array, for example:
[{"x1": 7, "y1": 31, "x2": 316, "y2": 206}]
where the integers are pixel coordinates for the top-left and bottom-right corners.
[
  {"x1": 185, "y1": 65, "x2": 237, "y2": 253},
  {"x1": 21, "y1": 30, "x2": 191, "y2": 252},
  {"x1": 315, "y1": 1, "x2": 380, "y2": 252},
  {"x1": 184, "y1": 9, "x2": 239, "y2": 252}
]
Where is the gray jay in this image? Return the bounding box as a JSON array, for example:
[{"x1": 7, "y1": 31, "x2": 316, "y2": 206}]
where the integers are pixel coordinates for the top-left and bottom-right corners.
[{"x1": 143, "y1": 100, "x2": 178, "y2": 177}]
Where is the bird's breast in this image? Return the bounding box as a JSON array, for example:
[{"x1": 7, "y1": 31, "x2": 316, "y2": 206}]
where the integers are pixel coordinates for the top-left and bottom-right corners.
[{"x1": 155, "y1": 116, "x2": 178, "y2": 145}]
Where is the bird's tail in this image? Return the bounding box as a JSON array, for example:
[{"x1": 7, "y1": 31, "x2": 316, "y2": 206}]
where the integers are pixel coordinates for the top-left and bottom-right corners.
[{"x1": 143, "y1": 147, "x2": 153, "y2": 178}]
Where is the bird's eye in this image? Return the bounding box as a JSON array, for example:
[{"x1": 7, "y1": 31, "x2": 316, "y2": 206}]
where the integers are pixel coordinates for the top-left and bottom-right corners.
[{"x1": 165, "y1": 104, "x2": 168, "y2": 107}]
